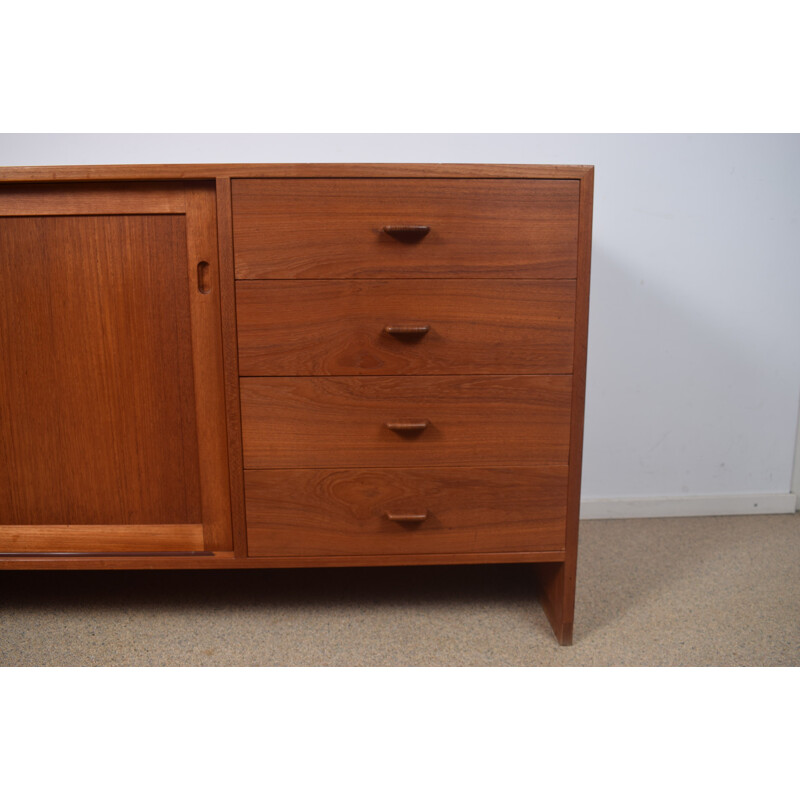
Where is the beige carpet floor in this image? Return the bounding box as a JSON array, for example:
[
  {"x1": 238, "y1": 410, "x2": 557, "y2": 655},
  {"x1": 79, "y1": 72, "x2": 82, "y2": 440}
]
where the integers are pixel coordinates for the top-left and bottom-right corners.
[{"x1": 1, "y1": 514, "x2": 798, "y2": 666}]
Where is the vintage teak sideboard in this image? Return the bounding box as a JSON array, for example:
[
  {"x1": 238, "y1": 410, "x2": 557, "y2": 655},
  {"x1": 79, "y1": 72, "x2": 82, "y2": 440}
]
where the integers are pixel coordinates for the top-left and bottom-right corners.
[{"x1": 0, "y1": 164, "x2": 593, "y2": 645}]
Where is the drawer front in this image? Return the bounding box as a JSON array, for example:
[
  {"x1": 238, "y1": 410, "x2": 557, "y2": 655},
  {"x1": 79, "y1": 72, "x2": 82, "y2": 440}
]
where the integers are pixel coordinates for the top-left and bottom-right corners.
[
  {"x1": 237, "y1": 279, "x2": 575, "y2": 376},
  {"x1": 245, "y1": 467, "x2": 568, "y2": 556},
  {"x1": 232, "y1": 179, "x2": 580, "y2": 279},
  {"x1": 240, "y1": 375, "x2": 572, "y2": 468}
]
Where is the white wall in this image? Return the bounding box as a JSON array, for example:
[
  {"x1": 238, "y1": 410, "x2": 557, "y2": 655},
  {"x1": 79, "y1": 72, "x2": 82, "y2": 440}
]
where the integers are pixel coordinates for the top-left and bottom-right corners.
[{"x1": 3, "y1": 133, "x2": 799, "y2": 516}]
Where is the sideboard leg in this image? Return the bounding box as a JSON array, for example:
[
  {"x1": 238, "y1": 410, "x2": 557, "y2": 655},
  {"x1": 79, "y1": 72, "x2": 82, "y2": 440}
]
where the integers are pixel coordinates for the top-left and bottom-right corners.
[{"x1": 533, "y1": 561, "x2": 576, "y2": 645}]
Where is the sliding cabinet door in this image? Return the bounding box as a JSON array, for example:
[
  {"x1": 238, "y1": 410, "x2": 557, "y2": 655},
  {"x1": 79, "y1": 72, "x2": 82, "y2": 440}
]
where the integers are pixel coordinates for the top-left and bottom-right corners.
[{"x1": 0, "y1": 182, "x2": 231, "y2": 553}]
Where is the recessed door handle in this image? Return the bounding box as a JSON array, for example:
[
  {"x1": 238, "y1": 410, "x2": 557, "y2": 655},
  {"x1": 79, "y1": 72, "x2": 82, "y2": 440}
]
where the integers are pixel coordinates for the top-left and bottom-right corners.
[
  {"x1": 385, "y1": 511, "x2": 429, "y2": 523},
  {"x1": 196, "y1": 260, "x2": 211, "y2": 294},
  {"x1": 383, "y1": 225, "x2": 430, "y2": 243}
]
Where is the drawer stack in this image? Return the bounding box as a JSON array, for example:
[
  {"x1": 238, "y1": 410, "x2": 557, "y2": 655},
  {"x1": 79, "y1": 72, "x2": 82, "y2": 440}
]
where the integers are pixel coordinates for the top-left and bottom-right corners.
[{"x1": 231, "y1": 178, "x2": 583, "y2": 561}]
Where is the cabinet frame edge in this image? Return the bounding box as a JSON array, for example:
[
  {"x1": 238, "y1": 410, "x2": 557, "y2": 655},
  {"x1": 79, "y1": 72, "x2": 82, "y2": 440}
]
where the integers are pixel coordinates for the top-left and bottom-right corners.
[{"x1": 0, "y1": 164, "x2": 596, "y2": 183}]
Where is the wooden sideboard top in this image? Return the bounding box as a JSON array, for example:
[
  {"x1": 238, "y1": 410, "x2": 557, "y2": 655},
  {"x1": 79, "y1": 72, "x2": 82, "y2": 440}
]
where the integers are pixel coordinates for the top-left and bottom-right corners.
[{"x1": 0, "y1": 163, "x2": 594, "y2": 183}]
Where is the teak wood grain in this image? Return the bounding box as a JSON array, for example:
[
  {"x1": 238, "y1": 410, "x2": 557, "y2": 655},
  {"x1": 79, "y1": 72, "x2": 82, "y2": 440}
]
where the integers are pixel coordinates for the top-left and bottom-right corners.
[
  {"x1": 244, "y1": 467, "x2": 569, "y2": 557},
  {"x1": 0, "y1": 525, "x2": 204, "y2": 552},
  {"x1": 0, "y1": 163, "x2": 594, "y2": 645},
  {"x1": 0, "y1": 213, "x2": 203, "y2": 530},
  {"x1": 0, "y1": 163, "x2": 595, "y2": 183},
  {"x1": 0, "y1": 550, "x2": 564, "y2": 570},
  {"x1": 0, "y1": 182, "x2": 233, "y2": 554},
  {"x1": 232, "y1": 179, "x2": 580, "y2": 279},
  {"x1": 215, "y1": 178, "x2": 249, "y2": 558},
  {"x1": 183, "y1": 184, "x2": 233, "y2": 552},
  {"x1": 240, "y1": 375, "x2": 572, "y2": 469},
  {"x1": 534, "y1": 165, "x2": 595, "y2": 645},
  {"x1": 0, "y1": 181, "x2": 186, "y2": 215},
  {"x1": 236, "y1": 279, "x2": 576, "y2": 376}
]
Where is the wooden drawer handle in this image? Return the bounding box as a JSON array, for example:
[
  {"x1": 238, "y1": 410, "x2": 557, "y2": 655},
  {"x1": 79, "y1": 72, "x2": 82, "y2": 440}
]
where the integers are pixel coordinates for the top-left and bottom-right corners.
[
  {"x1": 384, "y1": 324, "x2": 430, "y2": 339},
  {"x1": 385, "y1": 420, "x2": 430, "y2": 434},
  {"x1": 385, "y1": 511, "x2": 429, "y2": 523},
  {"x1": 383, "y1": 225, "x2": 430, "y2": 243}
]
